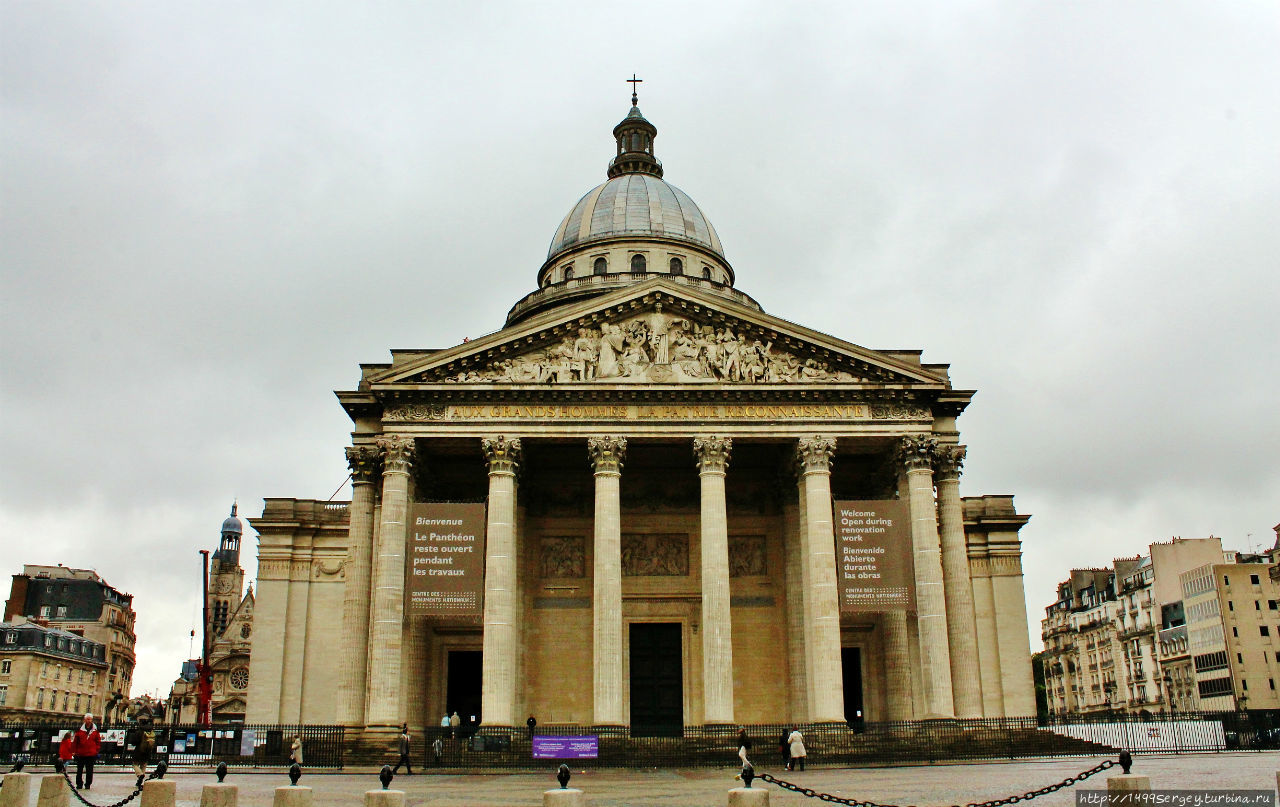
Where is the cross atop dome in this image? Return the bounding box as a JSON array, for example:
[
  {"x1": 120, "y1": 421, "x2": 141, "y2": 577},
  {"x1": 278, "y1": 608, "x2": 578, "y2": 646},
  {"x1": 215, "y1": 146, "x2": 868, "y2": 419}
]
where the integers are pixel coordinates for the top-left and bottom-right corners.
[{"x1": 627, "y1": 73, "x2": 642, "y2": 106}]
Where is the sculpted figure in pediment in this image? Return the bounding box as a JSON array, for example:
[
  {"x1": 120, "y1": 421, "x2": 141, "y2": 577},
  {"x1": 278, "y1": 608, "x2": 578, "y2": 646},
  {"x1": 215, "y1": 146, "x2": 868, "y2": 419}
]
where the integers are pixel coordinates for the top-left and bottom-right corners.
[{"x1": 434, "y1": 311, "x2": 876, "y2": 385}]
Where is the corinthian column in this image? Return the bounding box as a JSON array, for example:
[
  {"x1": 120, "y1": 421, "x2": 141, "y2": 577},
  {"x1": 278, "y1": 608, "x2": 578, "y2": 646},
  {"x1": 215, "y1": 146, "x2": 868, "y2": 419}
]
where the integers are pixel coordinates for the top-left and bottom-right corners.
[
  {"x1": 588, "y1": 436, "x2": 627, "y2": 726},
  {"x1": 481, "y1": 436, "x2": 521, "y2": 727},
  {"x1": 694, "y1": 436, "x2": 734, "y2": 725},
  {"x1": 336, "y1": 445, "x2": 381, "y2": 726},
  {"x1": 898, "y1": 434, "x2": 954, "y2": 718},
  {"x1": 935, "y1": 445, "x2": 983, "y2": 718},
  {"x1": 883, "y1": 610, "x2": 912, "y2": 720},
  {"x1": 366, "y1": 435, "x2": 415, "y2": 728},
  {"x1": 796, "y1": 436, "x2": 845, "y2": 723}
]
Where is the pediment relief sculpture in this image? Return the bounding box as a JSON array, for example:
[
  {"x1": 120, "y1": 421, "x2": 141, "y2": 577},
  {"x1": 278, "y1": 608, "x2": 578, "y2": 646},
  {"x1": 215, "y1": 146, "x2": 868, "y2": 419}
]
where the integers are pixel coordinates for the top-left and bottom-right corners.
[{"x1": 424, "y1": 310, "x2": 884, "y2": 385}]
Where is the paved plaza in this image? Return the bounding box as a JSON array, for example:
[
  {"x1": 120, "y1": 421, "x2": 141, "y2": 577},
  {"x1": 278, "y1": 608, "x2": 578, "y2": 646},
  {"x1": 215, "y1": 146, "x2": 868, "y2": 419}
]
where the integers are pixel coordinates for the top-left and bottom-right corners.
[{"x1": 9, "y1": 754, "x2": 1279, "y2": 807}]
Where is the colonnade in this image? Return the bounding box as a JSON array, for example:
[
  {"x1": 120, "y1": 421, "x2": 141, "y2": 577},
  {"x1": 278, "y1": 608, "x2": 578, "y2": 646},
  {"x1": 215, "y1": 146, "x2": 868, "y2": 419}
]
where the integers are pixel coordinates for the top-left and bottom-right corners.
[{"x1": 333, "y1": 432, "x2": 985, "y2": 730}]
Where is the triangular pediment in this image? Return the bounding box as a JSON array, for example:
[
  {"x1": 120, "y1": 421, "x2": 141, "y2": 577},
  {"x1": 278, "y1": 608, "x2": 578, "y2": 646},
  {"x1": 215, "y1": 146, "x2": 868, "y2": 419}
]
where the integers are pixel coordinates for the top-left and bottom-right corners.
[{"x1": 370, "y1": 279, "x2": 949, "y2": 389}]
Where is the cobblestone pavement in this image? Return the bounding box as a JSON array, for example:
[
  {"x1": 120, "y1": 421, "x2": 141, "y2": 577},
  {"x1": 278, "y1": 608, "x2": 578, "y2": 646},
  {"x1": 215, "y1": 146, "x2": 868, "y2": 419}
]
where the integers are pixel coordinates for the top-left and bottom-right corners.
[{"x1": 11, "y1": 754, "x2": 1278, "y2": 807}]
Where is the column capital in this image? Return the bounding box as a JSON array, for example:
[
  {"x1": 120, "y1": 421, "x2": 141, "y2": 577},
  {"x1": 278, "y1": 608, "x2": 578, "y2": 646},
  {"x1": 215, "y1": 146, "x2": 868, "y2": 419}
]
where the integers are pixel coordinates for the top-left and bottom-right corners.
[
  {"x1": 933, "y1": 444, "x2": 967, "y2": 481},
  {"x1": 481, "y1": 436, "x2": 522, "y2": 475},
  {"x1": 693, "y1": 436, "x2": 733, "y2": 474},
  {"x1": 795, "y1": 435, "x2": 837, "y2": 474},
  {"x1": 897, "y1": 433, "x2": 938, "y2": 473},
  {"x1": 375, "y1": 434, "x2": 416, "y2": 475},
  {"x1": 587, "y1": 435, "x2": 627, "y2": 474},
  {"x1": 345, "y1": 445, "x2": 382, "y2": 485}
]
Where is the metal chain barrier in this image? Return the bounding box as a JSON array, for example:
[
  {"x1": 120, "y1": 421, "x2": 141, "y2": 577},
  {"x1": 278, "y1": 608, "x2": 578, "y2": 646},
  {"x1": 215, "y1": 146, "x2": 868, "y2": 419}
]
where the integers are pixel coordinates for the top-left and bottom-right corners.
[
  {"x1": 55, "y1": 763, "x2": 145, "y2": 807},
  {"x1": 758, "y1": 758, "x2": 1116, "y2": 807}
]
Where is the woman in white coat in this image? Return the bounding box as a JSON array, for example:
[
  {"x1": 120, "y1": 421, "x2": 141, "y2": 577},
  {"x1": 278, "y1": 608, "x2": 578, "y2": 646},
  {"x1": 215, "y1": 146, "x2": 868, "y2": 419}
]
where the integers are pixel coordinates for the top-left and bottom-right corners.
[{"x1": 786, "y1": 728, "x2": 806, "y2": 771}]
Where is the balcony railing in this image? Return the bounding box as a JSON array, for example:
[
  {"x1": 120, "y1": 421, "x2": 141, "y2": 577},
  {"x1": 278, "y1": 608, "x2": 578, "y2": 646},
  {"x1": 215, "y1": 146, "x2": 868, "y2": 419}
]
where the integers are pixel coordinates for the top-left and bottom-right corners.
[{"x1": 507, "y1": 272, "x2": 763, "y2": 323}]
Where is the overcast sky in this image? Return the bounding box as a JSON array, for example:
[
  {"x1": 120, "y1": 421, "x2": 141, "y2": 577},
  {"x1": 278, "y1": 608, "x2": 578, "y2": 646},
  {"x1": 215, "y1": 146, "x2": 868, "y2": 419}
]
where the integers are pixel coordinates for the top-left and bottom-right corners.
[{"x1": 3, "y1": 2, "x2": 1277, "y2": 700}]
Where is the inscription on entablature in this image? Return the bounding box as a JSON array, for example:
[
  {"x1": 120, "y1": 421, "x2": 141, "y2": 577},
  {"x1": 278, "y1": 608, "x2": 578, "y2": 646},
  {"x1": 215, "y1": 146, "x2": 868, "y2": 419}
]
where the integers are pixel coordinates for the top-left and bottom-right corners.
[
  {"x1": 539, "y1": 536, "x2": 586, "y2": 579},
  {"x1": 386, "y1": 403, "x2": 931, "y2": 422},
  {"x1": 728, "y1": 535, "x2": 767, "y2": 577},
  {"x1": 621, "y1": 533, "x2": 689, "y2": 577}
]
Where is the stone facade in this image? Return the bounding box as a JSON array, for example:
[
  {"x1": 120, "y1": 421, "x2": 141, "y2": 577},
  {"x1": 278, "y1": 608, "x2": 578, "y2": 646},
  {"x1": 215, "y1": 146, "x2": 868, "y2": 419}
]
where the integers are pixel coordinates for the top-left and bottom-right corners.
[{"x1": 243, "y1": 99, "x2": 1037, "y2": 731}]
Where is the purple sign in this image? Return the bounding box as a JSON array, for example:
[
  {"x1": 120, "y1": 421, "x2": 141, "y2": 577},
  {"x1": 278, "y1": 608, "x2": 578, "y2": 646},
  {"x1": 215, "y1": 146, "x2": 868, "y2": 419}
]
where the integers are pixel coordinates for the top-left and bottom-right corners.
[{"x1": 532, "y1": 735, "x2": 599, "y2": 759}]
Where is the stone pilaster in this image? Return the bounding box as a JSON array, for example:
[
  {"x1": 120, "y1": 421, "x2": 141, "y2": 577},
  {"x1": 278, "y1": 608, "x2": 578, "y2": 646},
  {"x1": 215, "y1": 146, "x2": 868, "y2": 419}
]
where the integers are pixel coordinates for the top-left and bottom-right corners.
[
  {"x1": 366, "y1": 435, "x2": 415, "y2": 728},
  {"x1": 335, "y1": 445, "x2": 381, "y2": 726},
  {"x1": 588, "y1": 435, "x2": 627, "y2": 726},
  {"x1": 795, "y1": 436, "x2": 845, "y2": 723},
  {"x1": 898, "y1": 434, "x2": 954, "y2": 718},
  {"x1": 934, "y1": 445, "x2": 983, "y2": 718},
  {"x1": 481, "y1": 436, "x2": 522, "y2": 727},
  {"x1": 693, "y1": 436, "x2": 734, "y2": 725},
  {"x1": 883, "y1": 610, "x2": 912, "y2": 721}
]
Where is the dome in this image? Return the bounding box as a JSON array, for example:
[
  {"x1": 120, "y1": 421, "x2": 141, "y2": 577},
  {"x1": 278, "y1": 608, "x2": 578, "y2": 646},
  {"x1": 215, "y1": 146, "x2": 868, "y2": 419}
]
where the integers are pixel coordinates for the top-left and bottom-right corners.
[
  {"x1": 546, "y1": 174, "x2": 725, "y2": 264},
  {"x1": 221, "y1": 503, "x2": 243, "y2": 536}
]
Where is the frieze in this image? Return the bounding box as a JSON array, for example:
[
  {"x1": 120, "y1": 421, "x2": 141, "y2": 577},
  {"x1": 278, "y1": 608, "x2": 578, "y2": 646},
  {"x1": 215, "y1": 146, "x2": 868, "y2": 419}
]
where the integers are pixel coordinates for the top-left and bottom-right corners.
[
  {"x1": 313, "y1": 558, "x2": 347, "y2": 580},
  {"x1": 540, "y1": 535, "x2": 586, "y2": 579},
  {"x1": 728, "y1": 535, "x2": 767, "y2": 577},
  {"x1": 425, "y1": 310, "x2": 881, "y2": 385},
  {"x1": 622, "y1": 533, "x2": 689, "y2": 576},
  {"x1": 386, "y1": 402, "x2": 930, "y2": 422}
]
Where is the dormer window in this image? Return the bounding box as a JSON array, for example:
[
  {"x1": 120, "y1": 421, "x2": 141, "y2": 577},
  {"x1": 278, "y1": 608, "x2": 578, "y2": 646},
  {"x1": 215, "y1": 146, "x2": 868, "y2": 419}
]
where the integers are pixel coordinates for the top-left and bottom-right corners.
[
  {"x1": 631, "y1": 254, "x2": 646, "y2": 272},
  {"x1": 593, "y1": 257, "x2": 607, "y2": 275},
  {"x1": 563, "y1": 265, "x2": 574, "y2": 281},
  {"x1": 669, "y1": 257, "x2": 683, "y2": 275},
  {"x1": 702, "y1": 266, "x2": 712, "y2": 280}
]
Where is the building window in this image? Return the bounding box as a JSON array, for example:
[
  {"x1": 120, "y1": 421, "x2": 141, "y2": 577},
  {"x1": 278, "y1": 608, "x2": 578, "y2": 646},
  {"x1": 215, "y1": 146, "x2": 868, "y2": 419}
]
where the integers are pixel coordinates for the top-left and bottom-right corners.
[
  {"x1": 0, "y1": 659, "x2": 9, "y2": 675},
  {"x1": 1228, "y1": 601, "x2": 1234, "y2": 611},
  {"x1": 1262, "y1": 626, "x2": 1271, "y2": 637},
  {"x1": 62, "y1": 691, "x2": 69, "y2": 711},
  {"x1": 669, "y1": 257, "x2": 683, "y2": 275},
  {"x1": 0, "y1": 685, "x2": 5, "y2": 706},
  {"x1": 630, "y1": 254, "x2": 646, "y2": 272},
  {"x1": 54, "y1": 665, "x2": 61, "y2": 680},
  {"x1": 1251, "y1": 574, "x2": 1261, "y2": 585},
  {"x1": 89, "y1": 672, "x2": 96, "y2": 686},
  {"x1": 1233, "y1": 627, "x2": 1238, "y2": 637},
  {"x1": 74, "y1": 693, "x2": 80, "y2": 712},
  {"x1": 2, "y1": 632, "x2": 13, "y2": 644},
  {"x1": 56, "y1": 605, "x2": 67, "y2": 618},
  {"x1": 40, "y1": 605, "x2": 51, "y2": 618},
  {"x1": 593, "y1": 257, "x2": 607, "y2": 275},
  {"x1": 702, "y1": 266, "x2": 712, "y2": 280},
  {"x1": 36, "y1": 689, "x2": 44, "y2": 708},
  {"x1": 563, "y1": 265, "x2": 574, "y2": 281}
]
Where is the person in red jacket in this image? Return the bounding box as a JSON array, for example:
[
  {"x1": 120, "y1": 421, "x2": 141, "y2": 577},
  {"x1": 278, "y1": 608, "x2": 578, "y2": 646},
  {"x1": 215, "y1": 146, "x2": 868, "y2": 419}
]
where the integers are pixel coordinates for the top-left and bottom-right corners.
[
  {"x1": 72, "y1": 713, "x2": 102, "y2": 790},
  {"x1": 57, "y1": 727, "x2": 76, "y2": 765}
]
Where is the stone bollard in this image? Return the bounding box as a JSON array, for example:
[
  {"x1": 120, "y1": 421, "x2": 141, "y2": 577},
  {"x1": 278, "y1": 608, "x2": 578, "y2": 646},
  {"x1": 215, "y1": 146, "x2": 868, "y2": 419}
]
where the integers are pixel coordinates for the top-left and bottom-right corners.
[
  {"x1": 728, "y1": 786, "x2": 769, "y2": 807},
  {"x1": 543, "y1": 787, "x2": 585, "y2": 807},
  {"x1": 37, "y1": 775, "x2": 71, "y2": 807},
  {"x1": 0, "y1": 772, "x2": 33, "y2": 807},
  {"x1": 140, "y1": 779, "x2": 178, "y2": 807},
  {"x1": 364, "y1": 790, "x2": 405, "y2": 807},
  {"x1": 273, "y1": 786, "x2": 314, "y2": 807},
  {"x1": 200, "y1": 783, "x2": 239, "y2": 807},
  {"x1": 1107, "y1": 775, "x2": 1152, "y2": 793}
]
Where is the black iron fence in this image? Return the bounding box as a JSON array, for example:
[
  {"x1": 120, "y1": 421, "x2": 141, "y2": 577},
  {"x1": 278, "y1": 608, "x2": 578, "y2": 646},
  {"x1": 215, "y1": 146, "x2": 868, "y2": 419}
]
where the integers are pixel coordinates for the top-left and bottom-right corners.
[
  {"x1": 414, "y1": 710, "x2": 1280, "y2": 770},
  {"x1": 0, "y1": 723, "x2": 345, "y2": 769},
  {"x1": 4, "y1": 710, "x2": 1275, "y2": 772}
]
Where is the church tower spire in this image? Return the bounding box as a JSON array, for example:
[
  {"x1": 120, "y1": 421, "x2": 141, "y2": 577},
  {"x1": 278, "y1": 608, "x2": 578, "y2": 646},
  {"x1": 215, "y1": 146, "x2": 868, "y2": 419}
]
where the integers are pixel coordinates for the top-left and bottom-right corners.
[{"x1": 607, "y1": 77, "x2": 663, "y2": 179}]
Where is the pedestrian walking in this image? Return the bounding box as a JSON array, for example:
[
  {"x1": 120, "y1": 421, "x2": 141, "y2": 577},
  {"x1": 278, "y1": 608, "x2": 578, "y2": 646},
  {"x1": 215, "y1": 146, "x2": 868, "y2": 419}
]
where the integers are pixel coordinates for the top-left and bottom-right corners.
[
  {"x1": 72, "y1": 713, "x2": 101, "y2": 790},
  {"x1": 57, "y1": 726, "x2": 76, "y2": 767},
  {"x1": 786, "y1": 727, "x2": 806, "y2": 771},
  {"x1": 391, "y1": 724, "x2": 413, "y2": 775},
  {"x1": 777, "y1": 729, "x2": 790, "y2": 769},
  {"x1": 126, "y1": 714, "x2": 156, "y2": 788},
  {"x1": 289, "y1": 734, "x2": 304, "y2": 766},
  {"x1": 432, "y1": 735, "x2": 443, "y2": 766},
  {"x1": 735, "y1": 727, "x2": 753, "y2": 780}
]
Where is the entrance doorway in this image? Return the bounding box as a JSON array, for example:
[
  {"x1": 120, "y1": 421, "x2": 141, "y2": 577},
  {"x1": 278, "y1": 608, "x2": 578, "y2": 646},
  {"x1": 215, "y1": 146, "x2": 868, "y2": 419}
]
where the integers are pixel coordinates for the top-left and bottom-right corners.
[
  {"x1": 841, "y1": 647, "x2": 864, "y2": 725},
  {"x1": 446, "y1": 650, "x2": 482, "y2": 734},
  {"x1": 629, "y1": 622, "x2": 683, "y2": 736}
]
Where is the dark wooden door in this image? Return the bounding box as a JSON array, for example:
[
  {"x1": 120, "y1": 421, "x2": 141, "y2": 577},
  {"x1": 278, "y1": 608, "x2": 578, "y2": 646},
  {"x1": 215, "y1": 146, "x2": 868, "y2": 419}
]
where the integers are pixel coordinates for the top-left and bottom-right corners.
[
  {"x1": 629, "y1": 622, "x2": 683, "y2": 736},
  {"x1": 447, "y1": 650, "x2": 483, "y2": 732},
  {"x1": 842, "y1": 646, "x2": 864, "y2": 725}
]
